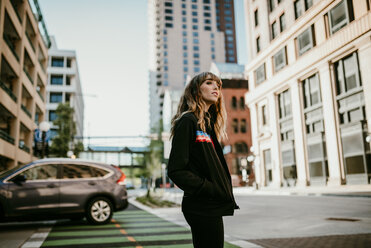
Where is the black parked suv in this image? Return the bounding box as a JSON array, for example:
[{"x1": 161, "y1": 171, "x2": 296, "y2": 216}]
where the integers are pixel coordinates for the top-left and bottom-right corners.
[{"x1": 0, "y1": 158, "x2": 128, "y2": 224}]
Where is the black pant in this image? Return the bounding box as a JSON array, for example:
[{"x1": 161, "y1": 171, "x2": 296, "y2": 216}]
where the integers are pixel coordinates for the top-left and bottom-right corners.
[{"x1": 184, "y1": 213, "x2": 224, "y2": 248}]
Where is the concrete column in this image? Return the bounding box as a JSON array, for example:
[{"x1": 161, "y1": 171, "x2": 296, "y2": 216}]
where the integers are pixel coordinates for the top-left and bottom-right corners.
[
  {"x1": 267, "y1": 93, "x2": 282, "y2": 187},
  {"x1": 248, "y1": 102, "x2": 261, "y2": 187},
  {"x1": 319, "y1": 63, "x2": 343, "y2": 186},
  {"x1": 290, "y1": 81, "x2": 309, "y2": 187}
]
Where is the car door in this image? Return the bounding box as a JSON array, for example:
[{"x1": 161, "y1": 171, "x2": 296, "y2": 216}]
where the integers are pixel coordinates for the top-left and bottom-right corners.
[
  {"x1": 58, "y1": 163, "x2": 104, "y2": 214},
  {"x1": 6, "y1": 163, "x2": 60, "y2": 216}
]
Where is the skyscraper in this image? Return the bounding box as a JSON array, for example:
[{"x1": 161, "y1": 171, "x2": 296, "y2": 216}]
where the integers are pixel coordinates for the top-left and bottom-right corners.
[{"x1": 148, "y1": 0, "x2": 237, "y2": 131}]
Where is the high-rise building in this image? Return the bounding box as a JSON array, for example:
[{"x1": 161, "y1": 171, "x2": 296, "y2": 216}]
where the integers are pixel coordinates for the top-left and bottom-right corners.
[
  {"x1": 0, "y1": 0, "x2": 50, "y2": 170},
  {"x1": 148, "y1": 0, "x2": 237, "y2": 131},
  {"x1": 46, "y1": 36, "x2": 84, "y2": 139},
  {"x1": 244, "y1": 0, "x2": 371, "y2": 188}
]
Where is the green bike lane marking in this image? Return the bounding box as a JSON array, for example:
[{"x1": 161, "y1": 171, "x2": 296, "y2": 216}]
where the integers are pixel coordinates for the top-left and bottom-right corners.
[{"x1": 41, "y1": 207, "x2": 240, "y2": 248}]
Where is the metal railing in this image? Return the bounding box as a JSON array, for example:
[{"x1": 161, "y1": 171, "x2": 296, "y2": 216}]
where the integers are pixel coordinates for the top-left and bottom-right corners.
[
  {"x1": 0, "y1": 79, "x2": 17, "y2": 102},
  {"x1": 23, "y1": 68, "x2": 34, "y2": 84},
  {"x1": 19, "y1": 143, "x2": 31, "y2": 153},
  {"x1": 0, "y1": 129, "x2": 15, "y2": 144},
  {"x1": 37, "y1": 90, "x2": 44, "y2": 102},
  {"x1": 3, "y1": 34, "x2": 20, "y2": 61},
  {"x1": 21, "y1": 104, "x2": 32, "y2": 118},
  {"x1": 25, "y1": 32, "x2": 36, "y2": 52}
]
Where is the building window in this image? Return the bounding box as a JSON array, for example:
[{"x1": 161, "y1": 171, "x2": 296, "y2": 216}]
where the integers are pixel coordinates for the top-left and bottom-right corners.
[
  {"x1": 204, "y1": 19, "x2": 211, "y2": 24},
  {"x1": 50, "y1": 75, "x2": 63, "y2": 85},
  {"x1": 193, "y1": 25, "x2": 198, "y2": 30},
  {"x1": 232, "y1": 119, "x2": 239, "y2": 133},
  {"x1": 194, "y1": 46, "x2": 199, "y2": 51},
  {"x1": 280, "y1": 13, "x2": 286, "y2": 32},
  {"x1": 51, "y1": 57, "x2": 63, "y2": 67},
  {"x1": 232, "y1": 96, "x2": 237, "y2": 109},
  {"x1": 192, "y1": 18, "x2": 198, "y2": 23},
  {"x1": 278, "y1": 89, "x2": 291, "y2": 119},
  {"x1": 255, "y1": 63, "x2": 266, "y2": 84},
  {"x1": 192, "y1": 11, "x2": 197, "y2": 16},
  {"x1": 297, "y1": 25, "x2": 315, "y2": 56},
  {"x1": 165, "y1": 16, "x2": 173, "y2": 21},
  {"x1": 256, "y1": 36, "x2": 261, "y2": 53},
  {"x1": 295, "y1": 0, "x2": 313, "y2": 19},
  {"x1": 262, "y1": 105, "x2": 268, "y2": 125},
  {"x1": 192, "y1": 4, "x2": 197, "y2": 9},
  {"x1": 269, "y1": 0, "x2": 275, "y2": 12},
  {"x1": 194, "y1": 60, "x2": 200, "y2": 65},
  {"x1": 334, "y1": 52, "x2": 362, "y2": 100},
  {"x1": 193, "y1": 38, "x2": 199, "y2": 44},
  {"x1": 303, "y1": 73, "x2": 321, "y2": 109},
  {"x1": 165, "y1": 2, "x2": 172, "y2": 7},
  {"x1": 165, "y1": 9, "x2": 173, "y2": 14},
  {"x1": 235, "y1": 142, "x2": 248, "y2": 153},
  {"x1": 50, "y1": 92, "x2": 63, "y2": 103},
  {"x1": 204, "y1": 26, "x2": 211, "y2": 31},
  {"x1": 271, "y1": 21, "x2": 278, "y2": 40},
  {"x1": 204, "y1": 12, "x2": 211, "y2": 17},
  {"x1": 328, "y1": 0, "x2": 354, "y2": 34},
  {"x1": 49, "y1": 110, "x2": 57, "y2": 122},
  {"x1": 273, "y1": 47, "x2": 287, "y2": 72},
  {"x1": 182, "y1": 10, "x2": 186, "y2": 15},
  {"x1": 240, "y1": 97, "x2": 245, "y2": 110},
  {"x1": 194, "y1": 67, "x2": 200, "y2": 72},
  {"x1": 165, "y1": 23, "x2": 173, "y2": 28},
  {"x1": 254, "y1": 9, "x2": 259, "y2": 26},
  {"x1": 294, "y1": 0, "x2": 304, "y2": 19}
]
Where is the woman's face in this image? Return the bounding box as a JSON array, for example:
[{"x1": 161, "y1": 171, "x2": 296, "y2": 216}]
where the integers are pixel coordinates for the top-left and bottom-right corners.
[{"x1": 200, "y1": 77, "x2": 220, "y2": 107}]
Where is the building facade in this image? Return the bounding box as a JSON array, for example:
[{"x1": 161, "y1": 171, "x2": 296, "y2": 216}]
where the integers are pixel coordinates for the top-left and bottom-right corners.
[
  {"x1": 244, "y1": 0, "x2": 371, "y2": 188},
  {"x1": 211, "y1": 63, "x2": 252, "y2": 186},
  {"x1": 148, "y1": 0, "x2": 237, "y2": 130},
  {"x1": 46, "y1": 36, "x2": 84, "y2": 139},
  {"x1": 0, "y1": 0, "x2": 50, "y2": 170}
]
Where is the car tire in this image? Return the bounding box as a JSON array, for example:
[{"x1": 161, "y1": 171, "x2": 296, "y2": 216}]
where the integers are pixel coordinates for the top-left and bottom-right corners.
[{"x1": 86, "y1": 197, "x2": 113, "y2": 225}]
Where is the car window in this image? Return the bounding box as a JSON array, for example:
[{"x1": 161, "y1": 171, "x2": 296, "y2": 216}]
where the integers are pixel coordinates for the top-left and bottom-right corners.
[
  {"x1": 62, "y1": 164, "x2": 94, "y2": 179},
  {"x1": 19, "y1": 164, "x2": 58, "y2": 181},
  {"x1": 90, "y1": 167, "x2": 109, "y2": 177}
]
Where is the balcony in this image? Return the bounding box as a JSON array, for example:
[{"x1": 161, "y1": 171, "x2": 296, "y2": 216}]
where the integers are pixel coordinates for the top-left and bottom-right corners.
[
  {"x1": 25, "y1": 32, "x2": 36, "y2": 52},
  {"x1": 19, "y1": 142, "x2": 30, "y2": 153},
  {"x1": 3, "y1": 34, "x2": 20, "y2": 61},
  {"x1": 0, "y1": 79, "x2": 17, "y2": 102},
  {"x1": 37, "y1": 90, "x2": 44, "y2": 102},
  {"x1": 0, "y1": 129, "x2": 15, "y2": 145},
  {"x1": 21, "y1": 104, "x2": 32, "y2": 118},
  {"x1": 23, "y1": 68, "x2": 33, "y2": 84},
  {"x1": 10, "y1": 0, "x2": 24, "y2": 24}
]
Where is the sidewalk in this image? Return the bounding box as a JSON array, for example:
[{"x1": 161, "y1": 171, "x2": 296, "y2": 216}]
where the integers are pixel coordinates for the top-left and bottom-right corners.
[{"x1": 232, "y1": 184, "x2": 371, "y2": 197}]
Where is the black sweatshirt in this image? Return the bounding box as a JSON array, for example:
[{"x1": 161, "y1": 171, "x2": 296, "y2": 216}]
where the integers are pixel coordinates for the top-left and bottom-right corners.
[{"x1": 167, "y1": 112, "x2": 239, "y2": 217}]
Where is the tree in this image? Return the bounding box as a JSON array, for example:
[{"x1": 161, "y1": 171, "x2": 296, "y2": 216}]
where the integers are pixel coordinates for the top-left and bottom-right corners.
[
  {"x1": 50, "y1": 103, "x2": 83, "y2": 157},
  {"x1": 141, "y1": 120, "x2": 164, "y2": 197}
]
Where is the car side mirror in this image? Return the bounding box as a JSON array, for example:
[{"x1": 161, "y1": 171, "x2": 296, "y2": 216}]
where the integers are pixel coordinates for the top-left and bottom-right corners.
[{"x1": 11, "y1": 174, "x2": 27, "y2": 185}]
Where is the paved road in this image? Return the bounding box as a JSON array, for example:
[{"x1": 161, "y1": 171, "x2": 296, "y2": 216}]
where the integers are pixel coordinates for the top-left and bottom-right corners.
[{"x1": 222, "y1": 194, "x2": 371, "y2": 247}]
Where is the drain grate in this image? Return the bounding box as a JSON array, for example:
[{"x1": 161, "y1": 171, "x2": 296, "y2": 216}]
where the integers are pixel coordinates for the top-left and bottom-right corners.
[{"x1": 326, "y1": 217, "x2": 360, "y2": 222}]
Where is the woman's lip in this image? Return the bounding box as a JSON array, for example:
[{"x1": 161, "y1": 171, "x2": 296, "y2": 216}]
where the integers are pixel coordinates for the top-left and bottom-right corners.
[{"x1": 212, "y1": 92, "x2": 218, "y2": 96}]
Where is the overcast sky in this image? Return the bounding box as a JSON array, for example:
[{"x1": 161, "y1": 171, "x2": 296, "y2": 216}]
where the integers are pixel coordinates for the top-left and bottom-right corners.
[{"x1": 38, "y1": 0, "x2": 247, "y2": 146}]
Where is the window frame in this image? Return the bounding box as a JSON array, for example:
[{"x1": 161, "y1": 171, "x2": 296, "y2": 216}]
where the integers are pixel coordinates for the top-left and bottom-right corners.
[
  {"x1": 273, "y1": 47, "x2": 287, "y2": 73},
  {"x1": 297, "y1": 25, "x2": 315, "y2": 56},
  {"x1": 255, "y1": 63, "x2": 266, "y2": 85},
  {"x1": 328, "y1": 0, "x2": 353, "y2": 35}
]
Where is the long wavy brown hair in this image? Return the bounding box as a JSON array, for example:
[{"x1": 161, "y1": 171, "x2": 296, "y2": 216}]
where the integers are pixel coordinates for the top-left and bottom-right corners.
[{"x1": 170, "y1": 72, "x2": 227, "y2": 141}]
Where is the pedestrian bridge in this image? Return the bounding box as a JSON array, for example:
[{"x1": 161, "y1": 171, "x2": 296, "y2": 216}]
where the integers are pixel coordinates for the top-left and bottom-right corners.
[{"x1": 79, "y1": 145, "x2": 149, "y2": 168}]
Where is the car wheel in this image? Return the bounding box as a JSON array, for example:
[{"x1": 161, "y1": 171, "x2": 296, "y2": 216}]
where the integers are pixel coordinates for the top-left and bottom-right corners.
[{"x1": 86, "y1": 197, "x2": 113, "y2": 225}]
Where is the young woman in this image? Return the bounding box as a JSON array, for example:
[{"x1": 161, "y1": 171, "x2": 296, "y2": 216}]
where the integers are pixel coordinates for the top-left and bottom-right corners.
[{"x1": 167, "y1": 72, "x2": 239, "y2": 248}]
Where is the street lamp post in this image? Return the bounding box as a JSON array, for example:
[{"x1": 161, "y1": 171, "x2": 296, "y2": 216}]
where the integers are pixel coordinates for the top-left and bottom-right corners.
[{"x1": 39, "y1": 121, "x2": 50, "y2": 158}]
